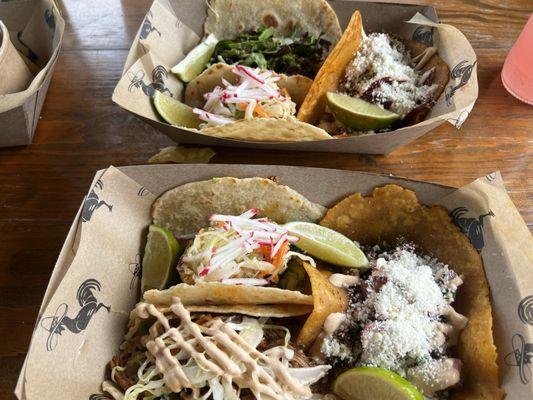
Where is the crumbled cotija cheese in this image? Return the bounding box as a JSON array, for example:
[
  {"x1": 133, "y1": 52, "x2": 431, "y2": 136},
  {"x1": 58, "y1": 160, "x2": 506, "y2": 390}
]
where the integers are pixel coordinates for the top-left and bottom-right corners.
[
  {"x1": 343, "y1": 33, "x2": 437, "y2": 118},
  {"x1": 358, "y1": 251, "x2": 447, "y2": 371},
  {"x1": 322, "y1": 245, "x2": 463, "y2": 383}
]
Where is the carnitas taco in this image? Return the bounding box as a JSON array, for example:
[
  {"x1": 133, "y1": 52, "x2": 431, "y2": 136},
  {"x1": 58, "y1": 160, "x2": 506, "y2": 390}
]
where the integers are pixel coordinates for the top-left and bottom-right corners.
[
  {"x1": 298, "y1": 11, "x2": 450, "y2": 134},
  {"x1": 101, "y1": 179, "x2": 503, "y2": 400}
]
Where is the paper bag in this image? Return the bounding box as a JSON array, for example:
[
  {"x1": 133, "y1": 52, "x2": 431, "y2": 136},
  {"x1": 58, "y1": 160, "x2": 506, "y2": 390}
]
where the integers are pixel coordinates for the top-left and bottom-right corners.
[
  {"x1": 0, "y1": 0, "x2": 64, "y2": 147},
  {"x1": 112, "y1": 0, "x2": 478, "y2": 154},
  {"x1": 15, "y1": 164, "x2": 532, "y2": 399}
]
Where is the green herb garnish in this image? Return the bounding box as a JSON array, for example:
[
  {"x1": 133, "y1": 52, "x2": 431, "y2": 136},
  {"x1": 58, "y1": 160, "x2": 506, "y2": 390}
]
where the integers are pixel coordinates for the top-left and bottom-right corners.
[{"x1": 209, "y1": 27, "x2": 331, "y2": 78}]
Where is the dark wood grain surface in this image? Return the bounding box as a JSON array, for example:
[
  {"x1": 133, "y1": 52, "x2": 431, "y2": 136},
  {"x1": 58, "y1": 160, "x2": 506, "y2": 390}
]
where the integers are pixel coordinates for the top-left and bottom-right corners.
[{"x1": 0, "y1": 0, "x2": 532, "y2": 398}]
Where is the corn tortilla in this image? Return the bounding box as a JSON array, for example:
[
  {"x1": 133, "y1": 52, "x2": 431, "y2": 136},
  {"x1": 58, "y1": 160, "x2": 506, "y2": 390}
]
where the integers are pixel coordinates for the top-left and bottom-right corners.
[{"x1": 320, "y1": 184, "x2": 504, "y2": 400}]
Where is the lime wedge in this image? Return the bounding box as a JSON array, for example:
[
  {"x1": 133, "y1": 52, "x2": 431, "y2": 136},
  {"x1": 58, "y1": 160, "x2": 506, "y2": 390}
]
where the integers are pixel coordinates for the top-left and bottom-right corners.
[
  {"x1": 333, "y1": 367, "x2": 423, "y2": 400},
  {"x1": 327, "y1": 92, "x2": 400, "y2": 131},
  {"x1": 141, "y1": 225, "x2": 181, "y2": 293},
  {"x1": 171, "y1": 33, "x2": 218, "y2": 82},
  {"x1": 283, "y1": 221, "x2": 369, "y2": 268},
  {"x1": 153, "y1": 90, "x2": 201, "y2": 128}
]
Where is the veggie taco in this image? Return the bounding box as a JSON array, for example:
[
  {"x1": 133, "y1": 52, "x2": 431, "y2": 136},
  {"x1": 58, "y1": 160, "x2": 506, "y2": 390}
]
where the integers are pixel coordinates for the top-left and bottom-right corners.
[
  {"x1": 102, "y1": 178, "x2": 503, "y2": 400},
  {"x1": 173, "y1": 0, "x2": 342, "y2": 81}
]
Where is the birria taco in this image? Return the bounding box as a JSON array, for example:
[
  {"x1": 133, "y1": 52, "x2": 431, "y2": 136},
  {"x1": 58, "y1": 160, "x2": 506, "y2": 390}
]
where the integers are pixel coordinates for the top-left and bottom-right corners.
[
  {"x1": 298, "y1": 11, "x2": 450, "y2": 134},
  {"x1": 102, "y1": 179, "x2": 504, "y2": 400}
]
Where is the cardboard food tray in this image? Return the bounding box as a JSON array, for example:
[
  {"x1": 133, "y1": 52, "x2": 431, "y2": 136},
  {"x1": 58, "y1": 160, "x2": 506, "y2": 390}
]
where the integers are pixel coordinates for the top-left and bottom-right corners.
[
  {"x1": 15, "y1": 164, "x2": 533, "y2": 399},
  {"x1": 113, "y1": 0, "x2": 478, "y2": 154},
  {"x1": 0, "y1": 0, "x2": 64, "y2": 147}
]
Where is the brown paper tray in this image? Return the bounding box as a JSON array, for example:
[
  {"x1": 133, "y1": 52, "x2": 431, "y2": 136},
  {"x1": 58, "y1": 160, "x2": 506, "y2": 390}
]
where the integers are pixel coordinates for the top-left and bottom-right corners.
[
  {"x1": 15, "y1": 164, "x2": 533, "y2": 399},
  {"x1": 113, "y1": 0, "x2": 478, "y2": 154},
  {"x1": 0, "y1": 0, "x2": 64, "y2": 147}
]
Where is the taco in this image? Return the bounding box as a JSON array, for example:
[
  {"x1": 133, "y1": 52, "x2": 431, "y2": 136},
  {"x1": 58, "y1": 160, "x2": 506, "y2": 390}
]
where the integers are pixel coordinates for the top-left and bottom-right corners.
[
  {"x1": 105, "y1": 299, "x2": 331, "y2": 399},
  {"x1": 312, "y1": 185, "x2": 504, "y2": 399},
  {"x1": 102, "y1": 179, "x2": 503, "y2": 400},
  {"x1": 180, "y1": 0, "x2": 341, "y2": 80},
  {"x1": 174, "y1": 63, "x2": 331, "y2": 142},
  {"x1": 145, "y1": 177, "x2": 344, "y2": 316},
  {"x1": 152, "y1": 0, "x2": 342, "y2": 141},
  {"x1": 298, "y1": 10, "x2": 451, "y2": 134}
]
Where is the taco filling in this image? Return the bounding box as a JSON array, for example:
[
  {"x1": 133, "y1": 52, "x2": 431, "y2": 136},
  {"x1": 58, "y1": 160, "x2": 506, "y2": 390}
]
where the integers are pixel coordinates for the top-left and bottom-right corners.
[
  {"x1": 313, "y1": 244, "x2": 468, "y2": 397},
  {"x1": 343, "y1": 33, "x2": 439, "y2": 119},
  {"x1": 192, "y1": 65, "x2": 296, "y2": 127},
  {"x1": 179, "y1": 208, "x2": 315, "y2": 285},
  {"x1": 109, "y1": 299, "x2": 330, "y2": 400},
  {"x1": 209, "y1": 26, "x2": 332, "y2": 78},
  {"x1": 320, "y1": 33, "x2": 441, "y2": 134}
]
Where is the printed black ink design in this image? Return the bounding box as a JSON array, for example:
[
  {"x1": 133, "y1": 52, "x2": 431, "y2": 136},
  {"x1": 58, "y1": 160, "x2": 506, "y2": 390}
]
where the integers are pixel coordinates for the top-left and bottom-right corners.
[
  {"x1": 82, "y1": 179, "x2": 113, "y2": 223},
  {"x1": 412, "y1": 26, "x2": 433, "y2": 47},
  {"x1": 129, "y1": 254, "x2": 142, "y2": 291},
  {"x1": 89, "y1": 394, "x2": 111, "y2": 400},
  {"x1": 44, "y1": 9, "x2": 56, "y2": 32},
  {"x1": 505, "y1": 333, "x2": 532, "y2": 385},
  {"x1": 140, "y1": 11, "x2": 161, "y2": 40},
  {"x1": 485, "y1": 172, "x2": 497, "y2": 182},
  {"x1": 40, "y1": 279, "x2": 110, "y2": 351},
  {"x1": 445, "y1": 60, "x2": 477, "y2": 106},
  {"x1": 518, "y1": 295, "x2": 533, "y2": 326},
  {"x1": 16, "y1": 33, "x2": 39, "y2": 64},
  {"x1": 450, "y1": 207, "x2": 494, "y2": 252},
  {"x1": 446, "y1": 109, "x2": 470, "y2": 129},
  {"x1": 128, "y1": 65, "x2": 172, "y2": 97},
  {"x1": 138, "y1": 187, "x2": 149, "y2": 197}
]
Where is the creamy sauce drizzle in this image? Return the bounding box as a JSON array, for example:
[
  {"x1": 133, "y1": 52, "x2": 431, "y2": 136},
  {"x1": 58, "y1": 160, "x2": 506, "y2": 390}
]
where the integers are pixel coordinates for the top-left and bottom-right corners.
[
  {"x1": 134, "y1": 298, "x2": 311, "y2": 399},
  {"x1": 328, "y1": 273, "x2": 359, "y2": 288}
]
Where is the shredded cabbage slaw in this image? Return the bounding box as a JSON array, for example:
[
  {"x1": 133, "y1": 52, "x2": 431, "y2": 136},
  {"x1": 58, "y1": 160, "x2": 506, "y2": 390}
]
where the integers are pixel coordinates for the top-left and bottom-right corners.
[
  {"x1": 113, "y1": 302, "x2": 330, "y2": 400},
  {"x1": 192, "y1": 65, "x2": 296, "y2": 126},
  {"x1": 179, "y1": 208, "x2": 316, "y2": 285}
]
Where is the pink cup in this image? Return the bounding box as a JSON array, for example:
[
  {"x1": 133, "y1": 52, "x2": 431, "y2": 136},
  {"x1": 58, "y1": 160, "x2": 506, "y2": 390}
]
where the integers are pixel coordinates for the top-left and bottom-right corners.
[{"x1": 501, "y1": 14, "x2": 533, "y2": 105}]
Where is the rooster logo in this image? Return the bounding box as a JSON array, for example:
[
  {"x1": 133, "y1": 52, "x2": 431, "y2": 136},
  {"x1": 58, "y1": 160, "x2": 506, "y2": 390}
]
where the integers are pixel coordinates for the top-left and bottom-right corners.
[
  {"x1": 450, "y1": 207, "x2": 494, "y2": 252},
  {"x1": 129, "y1": 254, "x2": 142, "y2": 291},
  {"x1": 89, "y1": 395, "x2": 111, "y2": 400},
  {"x1": 82, "y1": 180, "x2": 113, "y2": 223},
  {"x1": 445, "y1": 60, "x2": 477, "y2": 106},
  {"x1": 518, "y1": 296, "x2": 533, "y2": 326},
  {"x1": 128, "y1": 66, "x2": 172, "y2": 97},
  {"x1": 505, "y1": 334, "x2": 533, "y2": 385},
  {"x1": 139, "y1": 11, "x2": 161, "y2": 40},
  {"x1": 41, "y1": 279, "x2": 110, "y2": 351}
]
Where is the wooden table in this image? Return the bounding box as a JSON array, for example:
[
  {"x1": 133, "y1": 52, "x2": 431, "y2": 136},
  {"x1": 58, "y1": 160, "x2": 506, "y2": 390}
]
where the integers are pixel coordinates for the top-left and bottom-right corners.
[{"x1": 0, "y1": 0, "x2": 531, "y2": 398}]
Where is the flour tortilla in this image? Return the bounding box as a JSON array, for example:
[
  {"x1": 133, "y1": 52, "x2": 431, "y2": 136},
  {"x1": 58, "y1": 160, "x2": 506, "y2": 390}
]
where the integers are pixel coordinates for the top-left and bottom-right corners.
[
  {"x1": 145, "y1": 282, "x2": 313, "y2": 305},
  {"x1": 201, "y1": 116, "x2": 331, "y2": 142},
  {"x1": 184, "y1": 64, "x2": 331, "y2": 142},
  {"x1": 204, "y1": 0, "x2": 341, "y2": 46},
  {"x1": 320, "y1": 184, "x2": 504, "y2": 400},
  {"x1": 152, "y1": 177, "x2": 327, "y2": 237}
]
